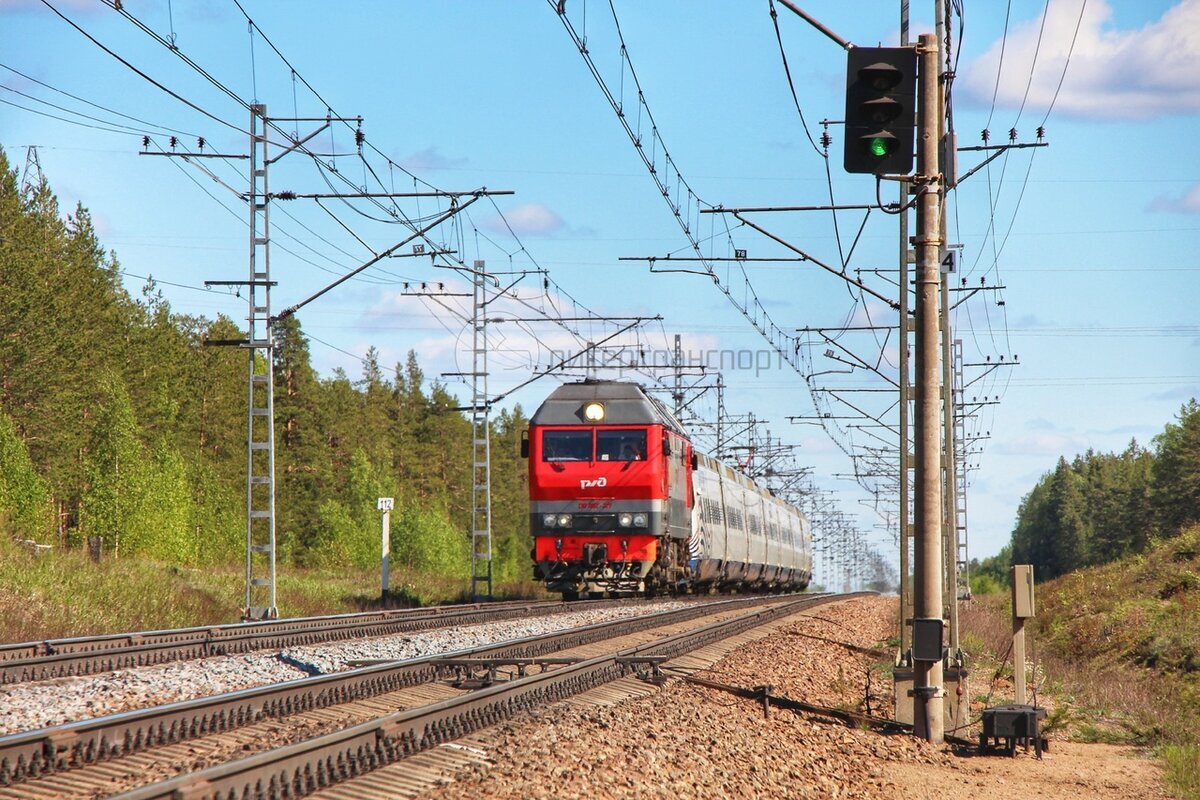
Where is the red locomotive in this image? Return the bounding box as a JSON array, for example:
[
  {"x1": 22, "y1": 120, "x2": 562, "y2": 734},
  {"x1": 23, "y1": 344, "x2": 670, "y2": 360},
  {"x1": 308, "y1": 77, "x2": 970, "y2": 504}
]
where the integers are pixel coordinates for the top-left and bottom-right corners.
[{"x1": 526, "y1": 380, "x2": 812, "y2": 599}]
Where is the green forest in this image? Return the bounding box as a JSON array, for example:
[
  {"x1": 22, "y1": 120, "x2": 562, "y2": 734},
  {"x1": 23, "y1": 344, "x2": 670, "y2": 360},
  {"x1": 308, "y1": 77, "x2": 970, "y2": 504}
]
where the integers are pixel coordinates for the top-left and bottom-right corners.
[
  {"x1": 973, "y1": 399, "x2": 1200, "y2": 587},
  {"x1": 0, "y1": 147, "x2": 532, "y2": 588}
]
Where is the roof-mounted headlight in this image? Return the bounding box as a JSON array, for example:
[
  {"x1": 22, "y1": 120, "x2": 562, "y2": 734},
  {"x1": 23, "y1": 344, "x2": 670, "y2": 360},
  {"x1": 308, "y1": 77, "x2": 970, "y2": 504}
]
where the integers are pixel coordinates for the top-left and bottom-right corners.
[{"x1": 583, "y1": 402, "x2": 605, "y2": 422}]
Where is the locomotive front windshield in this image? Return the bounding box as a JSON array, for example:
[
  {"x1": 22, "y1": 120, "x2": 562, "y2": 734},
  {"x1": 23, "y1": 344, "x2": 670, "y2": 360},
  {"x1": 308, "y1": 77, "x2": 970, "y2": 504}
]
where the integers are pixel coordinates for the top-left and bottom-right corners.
[
  {"x1": 542, "y1": 430, "x2": 592, "y2": 461},
  {"x1": 597, "y1": 429, "x2": 646, "y2": 461},
  {"x1": 541, "y1": 428, "x2": 647, "y2": 462}
]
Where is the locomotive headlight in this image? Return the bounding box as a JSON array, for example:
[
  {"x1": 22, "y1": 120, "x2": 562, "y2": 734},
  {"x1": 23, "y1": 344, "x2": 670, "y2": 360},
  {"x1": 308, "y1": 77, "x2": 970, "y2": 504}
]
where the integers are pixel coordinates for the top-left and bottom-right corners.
[
  {"x1": 542, "y1": 514, "x2": 557, "y2": 528},
  {"x1": 618, "y1": 513, "x2": 633, "y2": 528},
  {"x1": 583, "y1": 402, "x2": 606, "y2": 422},
  {"x1": 556, "y1": 514, "x2": 572, "y2": 528},
  {"x1": 632, "y1": 513, "x2": 648, "y2": 527}
]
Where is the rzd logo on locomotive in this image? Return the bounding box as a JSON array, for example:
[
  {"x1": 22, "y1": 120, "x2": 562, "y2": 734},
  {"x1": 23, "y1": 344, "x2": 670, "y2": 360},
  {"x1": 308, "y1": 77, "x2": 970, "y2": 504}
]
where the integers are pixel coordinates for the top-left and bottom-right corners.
[{"x1": 579, "y1": 476, "x2": 607, "y2": 490}]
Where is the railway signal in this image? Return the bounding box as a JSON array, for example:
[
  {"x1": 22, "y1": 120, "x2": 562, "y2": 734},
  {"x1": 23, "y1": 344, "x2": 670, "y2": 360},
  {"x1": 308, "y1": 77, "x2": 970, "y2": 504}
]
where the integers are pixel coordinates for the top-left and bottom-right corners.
[{"x1": 843, "y1": 46, "x2": 917, "y2": 175}]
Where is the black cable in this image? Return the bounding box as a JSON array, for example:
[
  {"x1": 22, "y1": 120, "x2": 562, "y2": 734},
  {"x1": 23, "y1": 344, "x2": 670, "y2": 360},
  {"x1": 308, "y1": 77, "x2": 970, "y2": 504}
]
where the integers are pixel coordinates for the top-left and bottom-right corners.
[
  {"x1": 983, "y1": 0, "x2": 1013, "y2": 132},
  {"x1": 1040, "y1": 0, "x2": 1088, "y2": 127},
  {"x1": 0, "y1": 62, "x2": 199, "y2": 138},
  {"x1": 1013, "y1": 0, "x2": 1051, "y2": 125},
  {"x1": 767, "y1": 0, "x2": 825, "y2": 159},
  {"x1": 0, "y1": 96, "x2": 140, "y2": 138},
  {"x1": 41, "y1": 0, "x2": 245, "y2": 135},
  {"x1": 228, "y1": 0, "x2": 442, "y2": 195}
]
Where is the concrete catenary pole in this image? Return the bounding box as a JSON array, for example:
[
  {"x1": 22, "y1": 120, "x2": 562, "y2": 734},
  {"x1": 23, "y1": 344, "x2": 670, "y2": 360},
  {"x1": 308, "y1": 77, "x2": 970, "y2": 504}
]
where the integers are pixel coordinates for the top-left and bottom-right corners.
[
  {"x1": 897, "y1": 0, "x2": 913, "y2": 660},
  {"x1": 913, "y1": 31, "x2": 945, "y2": 744},
  {"x1": 936, "y1": 0, "x2": 961, "y2": 657}
]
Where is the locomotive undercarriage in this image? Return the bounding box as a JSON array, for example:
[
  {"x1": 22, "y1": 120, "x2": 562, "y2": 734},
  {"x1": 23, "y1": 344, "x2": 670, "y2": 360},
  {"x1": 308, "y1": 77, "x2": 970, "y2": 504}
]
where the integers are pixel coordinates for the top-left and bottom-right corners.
[{"x1": 538, "y1": 537, "x2": 692, "y2": 599}]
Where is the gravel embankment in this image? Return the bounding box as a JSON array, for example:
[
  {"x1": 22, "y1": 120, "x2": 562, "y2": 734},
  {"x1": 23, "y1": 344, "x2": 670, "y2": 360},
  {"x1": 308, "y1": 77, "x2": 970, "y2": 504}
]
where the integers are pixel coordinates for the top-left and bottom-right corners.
[
  {"x1": 425, "y1": 596, "x2": 920, "y2": 799},
  {"x1": 0, "y1": 601, "x2": 694, "y2": 736},
  {"x1": 421, "y1": 596, "x2": 1169, "y2": 800}
]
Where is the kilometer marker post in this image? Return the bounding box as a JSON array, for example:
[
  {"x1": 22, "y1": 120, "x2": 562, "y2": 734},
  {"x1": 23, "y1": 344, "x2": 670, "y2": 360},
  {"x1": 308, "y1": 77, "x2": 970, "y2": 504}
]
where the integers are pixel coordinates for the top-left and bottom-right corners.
[{"x1": 379, "y1": 497, "x2": 395, "y2": 600}]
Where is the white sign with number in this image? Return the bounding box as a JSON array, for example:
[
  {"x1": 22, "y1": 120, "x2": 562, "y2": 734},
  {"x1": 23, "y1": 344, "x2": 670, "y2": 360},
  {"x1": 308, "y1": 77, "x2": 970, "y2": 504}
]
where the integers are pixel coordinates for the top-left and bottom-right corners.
[{"x1": 377, "y1": 497, "x2": 394, "y2": 511}]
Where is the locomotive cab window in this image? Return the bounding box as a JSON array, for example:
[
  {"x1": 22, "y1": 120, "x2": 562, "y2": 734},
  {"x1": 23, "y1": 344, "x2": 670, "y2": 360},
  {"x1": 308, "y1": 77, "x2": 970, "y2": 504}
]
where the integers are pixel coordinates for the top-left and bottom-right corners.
[
  {"x1": 596, "y1": 429, "x2": 647, "y2": 461},
  {"x1": 542, "y1": 430, "x2": 592, "y2": 462}
]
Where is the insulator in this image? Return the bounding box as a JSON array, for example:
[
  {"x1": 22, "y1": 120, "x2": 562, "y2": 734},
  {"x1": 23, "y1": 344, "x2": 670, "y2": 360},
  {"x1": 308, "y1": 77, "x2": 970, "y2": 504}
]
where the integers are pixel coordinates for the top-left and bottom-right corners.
[
  {"x1": 142, "y1": 135, "x2": 150, "y2": 148},
  {"x1": 355, "y1": 128, "x2": 365, "y2": 146},
  {"x1": 1036, "y1": 126, "x2": 1045, "y2": 140},
  {"x1": 1008, "y1": 127, "x2": 1018, "y2": 142},
  {"x1": 169, "y1": 136, "x2": 177, "y2": 149},
  {"x1": 197, "y1": 136, "x2": 205, "y2": 150},
  {"x1": 820, "y1": 131, "x2": 832, "y2": 149},
  {"x1": 980, "y1": 128, "x2": 989, "y2": 143}
]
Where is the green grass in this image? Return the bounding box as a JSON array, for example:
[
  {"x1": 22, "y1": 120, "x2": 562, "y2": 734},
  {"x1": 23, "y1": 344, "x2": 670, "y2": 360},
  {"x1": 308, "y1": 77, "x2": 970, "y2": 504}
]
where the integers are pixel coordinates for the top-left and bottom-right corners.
[
  {"x1": 1163, "y1": 744, "x2": 1200, "y2": 800},
  {"x1": 0, "y1": 536, "x2": 545, "y2": 642},
  {"x1": 1072, "y1": 721, "x2": 1136, "y2": 745}
]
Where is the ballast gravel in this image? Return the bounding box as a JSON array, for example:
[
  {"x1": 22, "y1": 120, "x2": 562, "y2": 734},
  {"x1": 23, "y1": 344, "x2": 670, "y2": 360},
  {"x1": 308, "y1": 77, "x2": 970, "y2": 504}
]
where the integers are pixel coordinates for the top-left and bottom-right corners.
[
  {"x1": 0, "y1": 601, "x2": 694, "y2": 736},
  {"x1": 423, "y1": 596, "x2": 918, "y2": 800},
  {"x1": 420, "y1": 596, "x2": 1170, "y2": 800}
]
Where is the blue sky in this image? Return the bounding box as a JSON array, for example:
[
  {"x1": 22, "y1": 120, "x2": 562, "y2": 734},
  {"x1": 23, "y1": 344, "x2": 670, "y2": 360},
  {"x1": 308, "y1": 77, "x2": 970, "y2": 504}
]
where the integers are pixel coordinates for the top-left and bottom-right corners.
[{"x1": 3, "y1": 0, "x2": 1198, "y2": 581}]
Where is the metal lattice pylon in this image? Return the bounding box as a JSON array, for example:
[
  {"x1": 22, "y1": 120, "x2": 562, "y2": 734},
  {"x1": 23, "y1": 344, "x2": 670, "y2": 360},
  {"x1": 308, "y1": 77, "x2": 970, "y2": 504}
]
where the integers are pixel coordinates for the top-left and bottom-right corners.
[
  {"x1": 244, "y1": 104, "x2": 277, "y2": 620},
  {"x1": 953, "y1": 338, "x2": 970, "y2": 599},
  {"x1": 470, "y1": 260, "x2": 493, "y2": 601}
]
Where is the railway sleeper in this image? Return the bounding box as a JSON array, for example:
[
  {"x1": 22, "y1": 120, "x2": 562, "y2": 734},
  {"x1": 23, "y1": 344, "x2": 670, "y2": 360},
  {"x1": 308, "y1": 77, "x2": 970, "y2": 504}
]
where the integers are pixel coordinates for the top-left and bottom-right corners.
[{"x1": 433, "y1": 656, "x2": 582, "y2": 687}]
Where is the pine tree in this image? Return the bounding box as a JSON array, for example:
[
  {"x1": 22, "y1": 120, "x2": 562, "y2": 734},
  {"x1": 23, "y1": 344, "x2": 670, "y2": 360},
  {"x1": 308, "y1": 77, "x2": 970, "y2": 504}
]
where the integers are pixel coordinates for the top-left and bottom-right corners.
[
  {"x1": 273, "y1": 315, "x2": 332, "y2": 552},
  {"x1": 0, "y1": 412, "x2": 53, "y2": 541},
  {"x1": 1152, "y1": 399, "x2": 1200, "y2": 535},
  {"x1": 489, "y1": 405, "x2": 531, "y2": 583},
  {"x1": 1046, "y1": 457, "x2": 1090, "y2": 577},
  {"x1": 357, "y1": 346, "x2": 394, "y2": 467},
  {"x1": 80, "y1": 373, "x2": 150, "y2": 556}
]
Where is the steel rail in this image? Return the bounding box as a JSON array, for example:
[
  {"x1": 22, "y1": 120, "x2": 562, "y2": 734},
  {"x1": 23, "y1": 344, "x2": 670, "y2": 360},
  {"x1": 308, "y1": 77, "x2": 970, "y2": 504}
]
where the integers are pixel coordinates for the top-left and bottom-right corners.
[
  {"x1": 112, "y1": 593, "x2": 857, "y2": 800},
  {"x1": 0, "y1": 594, "x2": 821, "y2": 787},
  {"x1": 0, "y1": 599, "x2": 627, "y2": 684}
]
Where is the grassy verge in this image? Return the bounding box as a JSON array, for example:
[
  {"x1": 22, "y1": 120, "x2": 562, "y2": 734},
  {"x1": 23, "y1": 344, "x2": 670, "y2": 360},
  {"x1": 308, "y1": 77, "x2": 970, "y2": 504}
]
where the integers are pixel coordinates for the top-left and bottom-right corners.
[
  {"x1": 0, "y1": 536, "x2": 545, "y2": 642},
  {"x1": 1165, "y1": 744, "x2": 1200, "y2": 799},
  {"x1": 961, "y1": 525, "x2": 1200, "y2": 800}
]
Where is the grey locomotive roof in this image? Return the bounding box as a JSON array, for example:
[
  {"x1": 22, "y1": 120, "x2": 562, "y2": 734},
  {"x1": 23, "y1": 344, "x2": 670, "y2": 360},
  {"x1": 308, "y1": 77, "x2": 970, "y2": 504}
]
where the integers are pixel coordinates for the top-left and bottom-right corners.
[{"x1": 530, "y1": 380, "x2": 686, "y2": 432}]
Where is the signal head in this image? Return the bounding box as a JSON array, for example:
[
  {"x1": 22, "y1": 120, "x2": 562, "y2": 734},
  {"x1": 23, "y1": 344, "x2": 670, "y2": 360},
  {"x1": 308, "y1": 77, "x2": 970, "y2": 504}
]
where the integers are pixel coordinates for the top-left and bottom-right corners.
[{"x1": 843, "y1": 46, "x2": 917, "y2": 175}]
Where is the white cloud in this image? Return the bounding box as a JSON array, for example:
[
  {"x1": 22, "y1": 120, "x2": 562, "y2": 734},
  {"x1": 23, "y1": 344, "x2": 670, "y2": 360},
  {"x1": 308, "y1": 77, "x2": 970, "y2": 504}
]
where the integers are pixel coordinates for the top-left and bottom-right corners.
[
  {"x1": 992, "y1": 431, "x2": 1091, "y2": 456},
  {"x1": 398, "y1": 146, "x2": 467, "y2": 172},
  {"x1": 961, "y1": 0, "x2": 1200, "y2": 120},
  {"x1": 482, "y1": 202, "x2": 567, "y2": 237},
  {"x1": 1149, "y1": 183, "x2": 1200, "y2": 214}
]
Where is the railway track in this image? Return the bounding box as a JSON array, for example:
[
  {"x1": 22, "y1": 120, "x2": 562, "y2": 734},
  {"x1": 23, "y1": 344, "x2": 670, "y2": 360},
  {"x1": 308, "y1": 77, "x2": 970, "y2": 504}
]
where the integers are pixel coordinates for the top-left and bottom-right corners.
[
  {"x1": 0, "y1": 592, "x2": 852, "y2": 799},
  {"x1": 0, "y1": 598, "x2": 648, "y2": 685}
]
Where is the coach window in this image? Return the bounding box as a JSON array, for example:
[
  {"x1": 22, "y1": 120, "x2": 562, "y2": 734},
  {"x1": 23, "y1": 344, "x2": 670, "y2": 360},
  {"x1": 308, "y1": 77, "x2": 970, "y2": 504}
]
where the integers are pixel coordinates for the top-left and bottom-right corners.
[
  {"x1": 542, "y1": 430, "x2": 593, "y2": 461},
  {"x1": 597, "y1": 429, "x2": 647, "y2": 461}
]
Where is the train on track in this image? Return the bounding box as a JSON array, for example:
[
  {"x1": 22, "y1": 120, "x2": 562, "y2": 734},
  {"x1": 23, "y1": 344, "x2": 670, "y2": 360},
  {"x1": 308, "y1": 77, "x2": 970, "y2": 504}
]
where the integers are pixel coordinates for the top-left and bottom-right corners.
[{"x1": 525, "y1": 380, "x2": 812, "y2": 599}]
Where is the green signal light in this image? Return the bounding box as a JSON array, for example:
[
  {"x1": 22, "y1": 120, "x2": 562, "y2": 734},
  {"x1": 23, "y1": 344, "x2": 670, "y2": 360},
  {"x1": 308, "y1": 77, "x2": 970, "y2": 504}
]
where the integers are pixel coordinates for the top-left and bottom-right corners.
[{"x1": 868, "y1": 137, "x2": 891, "y2": 157}]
